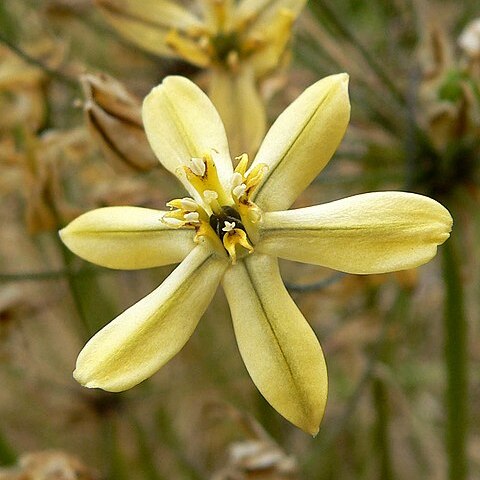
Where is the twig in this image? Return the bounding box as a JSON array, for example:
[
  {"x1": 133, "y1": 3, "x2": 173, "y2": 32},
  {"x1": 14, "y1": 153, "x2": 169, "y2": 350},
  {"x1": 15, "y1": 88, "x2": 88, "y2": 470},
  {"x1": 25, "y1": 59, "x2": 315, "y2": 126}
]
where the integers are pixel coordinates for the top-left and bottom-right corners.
[
  {"x1": 0, "y1": 32, "x2": 78, "y2": 88},
  {"x1": 0, "y1": 266, "x2": 105, "y2": 282}
]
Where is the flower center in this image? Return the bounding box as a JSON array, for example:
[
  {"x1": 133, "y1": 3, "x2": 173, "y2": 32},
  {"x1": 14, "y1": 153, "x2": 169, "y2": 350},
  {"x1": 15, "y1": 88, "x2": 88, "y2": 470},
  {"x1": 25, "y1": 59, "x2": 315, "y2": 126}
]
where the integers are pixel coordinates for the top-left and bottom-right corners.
[
  {"x1": 209, "y1": 206, "x2": 244, "y2": 239},
  {"x1": 162, "y1": 153, "x2": 267, "y2": 263},
  {"x1": 164, "y1": 0, "x2": 268, "y2": 72},
  {"x1": 210, "y1": 32, "x2": 240, "y2": 64}
]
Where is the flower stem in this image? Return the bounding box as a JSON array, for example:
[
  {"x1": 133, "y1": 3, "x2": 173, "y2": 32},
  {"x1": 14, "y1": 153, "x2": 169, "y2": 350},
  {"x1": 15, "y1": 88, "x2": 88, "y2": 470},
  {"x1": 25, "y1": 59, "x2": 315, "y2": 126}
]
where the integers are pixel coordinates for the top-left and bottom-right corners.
[
  {"x1": 101, "y1": 414, "x2": 129, "y2": 480},
  {"x1": 52, "y1": 232, "x2": 92, "y2": 338},
  {"x1": 372, "y1": 377, "x2": 393, "y2": 480},
  {"x1": 0, "y1": 429, "x2": 16, "y2": 466},
  {"x1": 442, "y1": 236, "x2": 468, "y2": 480},
  {"x1": 130, "y1": 415, "x2": 167, "y2": 480},
  {"x1": 155, "y1": 407, "x2": 205, "y2": 480}
]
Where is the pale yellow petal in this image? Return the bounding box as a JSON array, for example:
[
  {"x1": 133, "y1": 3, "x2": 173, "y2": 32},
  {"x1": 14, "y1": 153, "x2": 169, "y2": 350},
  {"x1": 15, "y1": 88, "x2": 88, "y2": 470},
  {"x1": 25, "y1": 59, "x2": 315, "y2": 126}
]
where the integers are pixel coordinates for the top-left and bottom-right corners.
[
  {"x1": 222, "y1": 254, "x2": 327, "y2": 435},
  {"x1": 74, "y1": 244, "x2": 228, "y2": 392},
  {"x1": 143, "y1": 76, "x2": 233, "y2": 199},
  {"x1": 236, "y1": 0, "x2": 306, "y2": 77},
  {"x1": 257, "y1": 192, "x2": 453, "y2": 274},
  {"x1": 246, "y1": 8, "x2": 295, "y2": 78},
  {"x1": 250, "y1": 74, "x2": 350, "y2": 211},
  {"x1": 59, "y1": 206, "x2": 195, "y2": 269},
  {"x1": 236, "y1": 0, "x2": 306, "y2": 25},
  {"x1": 209, "y1": 65, "x2": 266, "y2": 157},
  {"x1": 96, "y1": 0, "x2": 203, "y2": 58},
  {"x1": 200, "y1": 0, "x2": 235, "y2": 32}
]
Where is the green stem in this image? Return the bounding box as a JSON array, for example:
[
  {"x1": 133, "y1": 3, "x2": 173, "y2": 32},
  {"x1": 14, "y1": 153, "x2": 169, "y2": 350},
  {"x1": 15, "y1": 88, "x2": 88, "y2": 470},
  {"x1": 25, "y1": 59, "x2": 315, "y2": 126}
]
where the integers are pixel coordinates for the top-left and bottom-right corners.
[
  {"x1": 442, "y1": 237, "x2": 468, "y2": 480},
  {"x1": 155, "y1": 407, "x2": 204, "y2": 480},
  {"x1": 101, "y1": 415, "x2": 129, "y2": 480},
  {"x1": 372, "y1": 378, "x2": 393, "y2": 480},
  {"x1": 52, "y1": 232, "x2": 92, "y2": 338},
  {"x1": 0, "y1": 2, "x2": 18, "y2": 42},
  {"x1": 130, "y1": 416, "x2": 166, "y2": 480},
  {"x1": 370, "y1": 290, "x2": 411, "y2": 480},
  {"x1": 0, "y1": 429, "x2": 16, "y2": 466},
  {"x1": 57, "y1": 232, "x2": 121, "y2": 336}
]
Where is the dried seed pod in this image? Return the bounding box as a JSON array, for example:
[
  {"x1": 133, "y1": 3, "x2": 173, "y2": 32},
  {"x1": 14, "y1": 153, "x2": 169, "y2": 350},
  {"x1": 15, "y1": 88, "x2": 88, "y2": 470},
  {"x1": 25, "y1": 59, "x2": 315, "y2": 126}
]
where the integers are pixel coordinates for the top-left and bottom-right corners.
[
  {"x1": 81, "y1": 73, "x2": 158, "y2": 172},
  {"x1": 459, "y1": 18, "x2": 480, "y2": 60}
]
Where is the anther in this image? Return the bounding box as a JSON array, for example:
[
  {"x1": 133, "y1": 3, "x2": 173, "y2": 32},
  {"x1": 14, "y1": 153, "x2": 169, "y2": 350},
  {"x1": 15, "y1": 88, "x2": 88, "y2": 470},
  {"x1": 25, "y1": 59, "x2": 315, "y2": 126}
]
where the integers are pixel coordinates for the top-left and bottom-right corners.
[
  {"x1": 231, "y1": 172, "x2": 243, "y2": 188},
  {"x1": 232, "y1": 183, "x2": 247, "y2": 198},
  {"x1": 190, "y1": 157, "x2": 206, "y2": 176},
  {"x1": 180, "y1": 198, "x2": 198, "y2": 211},
  {"x1": 184, "y1": 212, "x2": 200, "y2": 222},
  {"x1": 162, "y1": 216, "x2": 185, "y2": 227}
]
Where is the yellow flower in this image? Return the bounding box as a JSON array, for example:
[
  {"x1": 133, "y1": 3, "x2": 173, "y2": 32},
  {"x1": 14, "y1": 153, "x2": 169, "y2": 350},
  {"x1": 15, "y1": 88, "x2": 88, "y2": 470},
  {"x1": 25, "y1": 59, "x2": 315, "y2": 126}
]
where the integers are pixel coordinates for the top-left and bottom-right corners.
[
  {"x1": 60, "y1": 75, "x2": 452, "y2": 435},
  {"x1": 94, "y1": 0, "x2": 307, "y2": 155}
]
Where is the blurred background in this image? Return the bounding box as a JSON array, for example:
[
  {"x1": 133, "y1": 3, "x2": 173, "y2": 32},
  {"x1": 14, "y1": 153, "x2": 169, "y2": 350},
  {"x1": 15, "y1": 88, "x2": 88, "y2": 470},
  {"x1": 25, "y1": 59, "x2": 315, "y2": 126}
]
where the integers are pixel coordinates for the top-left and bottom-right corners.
[{"x1": 0, "y1": 0, "x2": 479, "y2": 479}]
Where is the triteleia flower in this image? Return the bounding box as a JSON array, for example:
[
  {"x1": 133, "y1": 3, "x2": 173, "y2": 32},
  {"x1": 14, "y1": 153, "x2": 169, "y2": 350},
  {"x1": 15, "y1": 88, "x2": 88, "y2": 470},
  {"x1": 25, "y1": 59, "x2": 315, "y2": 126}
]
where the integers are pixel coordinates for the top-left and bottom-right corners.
[
  {"x1": 60, "y1": 74, "x2": 452, "y2": 435},
  {"x1": 95, "y1": 0, "x2": 307, "y2": 155}
]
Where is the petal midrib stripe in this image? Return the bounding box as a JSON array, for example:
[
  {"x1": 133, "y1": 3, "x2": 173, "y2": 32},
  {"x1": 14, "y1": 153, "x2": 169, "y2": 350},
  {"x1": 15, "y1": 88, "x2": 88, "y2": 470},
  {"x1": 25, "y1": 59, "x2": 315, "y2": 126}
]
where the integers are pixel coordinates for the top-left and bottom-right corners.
[
  {"x1": 243, "y1": 259, "x2": 310, "y2": 419},
  {"x1": 75, "y1": 228, "x2": 193, "y2": 234},
  {"x1": 99, "y1": 250, "x2": 217, "y2": 366},
  {"x1": 163, "y1": 89, "x2": 200, "y2": 159},
  {"x1": 262, "y1": 222, "x2": 444, "y2": 233},
  {"x1": 253, "y1": 89, "x2": 332, "y2": 203}
]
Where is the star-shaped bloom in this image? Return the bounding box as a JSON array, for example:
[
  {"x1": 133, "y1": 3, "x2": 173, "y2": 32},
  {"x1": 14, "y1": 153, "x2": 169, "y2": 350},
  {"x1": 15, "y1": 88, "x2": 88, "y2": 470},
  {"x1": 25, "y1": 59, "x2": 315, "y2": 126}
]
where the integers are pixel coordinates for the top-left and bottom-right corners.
[
  {"x1": 95, "y1": 0, "x2": 306, "y2": 155},
  {"x1": 60, "y1": 74, "x2": 452, "y2": 435}
]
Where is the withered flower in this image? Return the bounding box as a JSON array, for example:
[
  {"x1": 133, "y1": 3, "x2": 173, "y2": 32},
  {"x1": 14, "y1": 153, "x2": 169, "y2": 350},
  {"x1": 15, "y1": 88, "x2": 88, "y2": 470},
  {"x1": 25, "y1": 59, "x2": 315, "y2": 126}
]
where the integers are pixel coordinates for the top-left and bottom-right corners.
[{"x1": 81, "y1": 72, "x2": 158, "y2": 172}]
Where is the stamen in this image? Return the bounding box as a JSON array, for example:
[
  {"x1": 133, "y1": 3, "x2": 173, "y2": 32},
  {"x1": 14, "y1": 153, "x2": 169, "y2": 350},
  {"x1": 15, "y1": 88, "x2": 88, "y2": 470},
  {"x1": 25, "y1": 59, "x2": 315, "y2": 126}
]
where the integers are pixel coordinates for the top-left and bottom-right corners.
[
  {"x1": 226, "y1": 50, "x2": 239, "y2": 70},
  {"x1": 247, "y1": 206, "x2": 262, "y2": 223},
  {"x1": 198, "y1": 35, "x2": 210, "y2": 50},
  {"x1": 184, "y1": 212, "x2": 200, "y2": 222},
  {"x1": 231, "y1": 172, "x2": 243, "y2": 188},
  {"x1": 203, "y1": 189, "x2": 219, "y2": 203},
  {"x1": 245, "y1": 164, "x2": 268, "y2": 189},
  {"x1": 162, "y1": 216, "x2": 185, "y2": 227},
  {"x1": 190, "y1": 157, "x2": 206, "y2": 176},
  {"x1": 180, "y1": 197, "x2": 199, "y2": 211},
  {"x1": 232, "y1": 183, "x2": 247, "y2": 198},
  {"x1": 234, "y1": 153, "x2": 249, "y2": 175}
]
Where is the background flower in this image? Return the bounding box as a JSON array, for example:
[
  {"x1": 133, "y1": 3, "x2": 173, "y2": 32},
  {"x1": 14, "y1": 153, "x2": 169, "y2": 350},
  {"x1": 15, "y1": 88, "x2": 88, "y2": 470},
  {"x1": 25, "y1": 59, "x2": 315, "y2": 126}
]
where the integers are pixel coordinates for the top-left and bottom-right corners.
[{"x1": 94, "y1": 0, "x2": 307, "y2": 156}]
